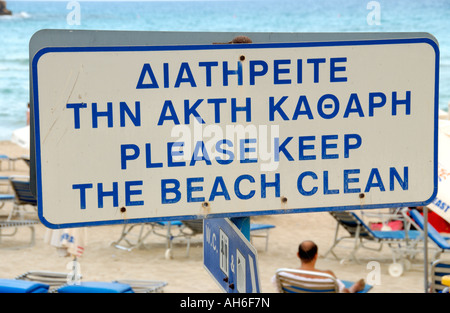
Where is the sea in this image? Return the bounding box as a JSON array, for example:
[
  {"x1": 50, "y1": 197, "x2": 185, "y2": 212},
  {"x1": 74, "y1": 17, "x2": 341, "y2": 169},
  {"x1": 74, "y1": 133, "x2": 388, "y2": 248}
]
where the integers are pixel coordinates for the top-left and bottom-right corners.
[{"x1": 1, "y1": 0, "x2": 450, "y2": 141}]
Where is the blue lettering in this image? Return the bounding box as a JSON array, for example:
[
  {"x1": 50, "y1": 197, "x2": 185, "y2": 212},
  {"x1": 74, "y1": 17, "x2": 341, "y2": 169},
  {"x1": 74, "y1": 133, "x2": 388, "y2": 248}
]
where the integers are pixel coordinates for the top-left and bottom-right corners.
[
  {"x1": 293, "y1": 95, "x2": 313, "y2": 120},
  {"x1": 215, "y1": 139, "x2": 234, "y2": 165},
  {"x1": 125, "y1": 180, "x2": 144, "y2": 206},
  {"x1": 322, "y1": 135, "x2": 338, "y2": 159},
  {"x1": 344, "y1": 169, "x2": 361, "y2": 193},
  {"x1": 92, "y1": 102, "x2": 113, "y2": 128},
  {"x1": 274, "y1": 137, "x2": 294, "y2": 161},
  {"x1": 120, "y1": 101, "x2": 141, "y2": 127},
  {"x1": 274, "y1": 59, "x2": 291, "y2": 85},
  {"x1": 240, "y1": 138, "x2": 257, "y2": 163},
  {"x1": 174, "y1": 62, "x2": 197, "y2": 88},
  {"x1": 261, "y1": 173, "x2": 280, "y2": 198},
  {"x1": 307, "y1": 58, "x2": 326, "y2": 83},
  {"x1": 187, "y1": 177, "x2": 205, "y2": 202},
  {"x1": 317, "y1": 94, "x2": 339, "y2": 119},
  {"x1": 97, "y1": 182, "x2": 118, "y2": 208},
  {"x1": 392, "y1": 91, "x2": 411, "y2": 116},
  {"x1": 297, "y1": 171, "x2": 318, "y2": 196},
  {"x1": 390, "y1": 166, "x2": 408, "y2": 191},
  {"x1": 369, "y1": 92, "x2": 386, "y2": 116},
  {"x1": 66, "y1": 102, "x2": 87, "y2": 129},
  {"x1": 231, "y1": 97, "x2": 251, "y2": 122},
  {"x1": 343, "y1": 93, "x2": 364, "y2": 118},
  {"x1": 209, "y1": 176, "x2": 231, "y2": 201},
  {"x1": 234, "y1": 174, "x2": 255, "y2": 200},
  {"x1": 323, "y1": 171, "x2": 339, "y2": 194},
  {"x1": 145, "y1": 143, "x2": 163, "y2": 168},
  {"x1": 297, "y1": 59, "x2": 302, "y2": 84},
  {"x1": 299, "y1": 136, "x2": 316, "y2": 160},
  {"x1": 223, "y1": 61, "x2": 243, "y2": 86},
  {"x1": 163, "y1": 63, "x2": 169, "y2": 88},
  {"x1": 249, "y1": 60, "x2": 268, "y2": 85},
  {"x1": 199, "y1": 61, "x2": 218, "y2": 87},
  {"x1": 136, "y1": 63, "x2": 159, "y2": 89},
  {"x1": 269, "y1": 96, "x2": 289, "y2": 121},
  {"x1": 167, "y1": 142, "x2": 186, "y2": 167},
  {"x1": 161, "y1": 179, "x2": 181, "y2": 204},
  {"x1": 190, "y1": 141, "x2": 212, "y2": 166},
  {"x1": 208, "y1": 98, "x2": 226, "y2": 123},
  {"x1": 184, "y1": 99, "x2": 205, "y2": 124},
  {"x1": 158, "y1": 100, "x2": 180, "y2": 125},
  {"x1": 72, "y1": 183, "x2": 93, "y2": 209},
  {"x1": 365, "y1": 168, "x2": 385, "y2": 192},
  {"x1": 330, "y1": 57, "x2": 347, "y2": 82},
  {"x1": 344, "y1": 134, "x2": 362, "y2": 158},
  {"x1": 121, "y1": 144, "x2": 139, "y2": 170}
]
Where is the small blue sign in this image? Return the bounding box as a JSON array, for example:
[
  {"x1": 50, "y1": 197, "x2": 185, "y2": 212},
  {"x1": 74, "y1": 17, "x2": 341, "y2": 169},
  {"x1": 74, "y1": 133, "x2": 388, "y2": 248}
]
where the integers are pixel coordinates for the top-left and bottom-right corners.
[{"x1": 203, "y1": 218, "x2": 260, "y2": 293}]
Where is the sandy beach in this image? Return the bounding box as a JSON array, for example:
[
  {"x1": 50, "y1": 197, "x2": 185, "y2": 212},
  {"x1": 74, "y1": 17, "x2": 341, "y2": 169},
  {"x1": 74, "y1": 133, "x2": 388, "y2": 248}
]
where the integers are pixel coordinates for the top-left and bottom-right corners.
[{"x1": 1, "y1": 139, "x2": 449, "y2": 294}]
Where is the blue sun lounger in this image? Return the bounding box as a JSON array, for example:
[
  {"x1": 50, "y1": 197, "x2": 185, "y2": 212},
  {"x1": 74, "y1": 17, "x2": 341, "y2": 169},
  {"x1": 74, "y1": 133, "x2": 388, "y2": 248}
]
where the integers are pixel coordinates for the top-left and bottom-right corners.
[
  {"x1": 0, "y1": 194, "x2": 14, "y2": 203},
  {"x1": 0, "y1": 279, "x2": 49, "y2": 293},
  {"x1": 409, "y1": 209, "x2": 450, "y2": 260},
  {"x1": 325, "y1": 210, "x2": 423, "y2": 276},
  {"x1": 57, "y1": 282, "x2": 134, "y2": 293},
  {"x1": 250, "y1": 223, "x2": 275, "y2": 251}
]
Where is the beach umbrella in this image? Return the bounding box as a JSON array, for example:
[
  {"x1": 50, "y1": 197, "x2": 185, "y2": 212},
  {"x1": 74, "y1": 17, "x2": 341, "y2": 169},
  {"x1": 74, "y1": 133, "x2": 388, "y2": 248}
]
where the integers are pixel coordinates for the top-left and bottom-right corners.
[
  {"x1": 10, "y1": 125, "x2": 30, "y2": 150},
  {"x1": 427, "y1": 120, "x2": 450, "y2": 224},
  {"x1": 44, "y1": 227, "x2": 87, "y2": 258},
  {"x1": 421, "y1": 119, "x2": 450, "y2": 292}
]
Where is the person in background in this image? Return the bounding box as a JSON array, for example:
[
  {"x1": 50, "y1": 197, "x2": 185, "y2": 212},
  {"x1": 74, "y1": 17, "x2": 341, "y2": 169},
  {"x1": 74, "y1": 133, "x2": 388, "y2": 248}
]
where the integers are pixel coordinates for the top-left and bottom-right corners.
[{"x1": 295, "y1": 240, "x2": 365, "y2": 293}]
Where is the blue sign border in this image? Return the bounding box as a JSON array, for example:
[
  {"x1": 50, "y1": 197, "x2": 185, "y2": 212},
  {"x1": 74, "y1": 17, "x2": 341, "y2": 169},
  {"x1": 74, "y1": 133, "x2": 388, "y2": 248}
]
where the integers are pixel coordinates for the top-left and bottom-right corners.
[{"x1": 32, "y1": 38, "x2": 439, "y2": 229}]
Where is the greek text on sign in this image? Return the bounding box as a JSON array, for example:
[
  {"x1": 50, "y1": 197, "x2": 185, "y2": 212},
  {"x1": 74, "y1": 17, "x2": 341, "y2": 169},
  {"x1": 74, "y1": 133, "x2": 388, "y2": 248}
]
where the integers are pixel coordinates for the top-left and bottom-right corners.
[{"x1": 32, "y1": 38, "x2": 439, "y2": 228}]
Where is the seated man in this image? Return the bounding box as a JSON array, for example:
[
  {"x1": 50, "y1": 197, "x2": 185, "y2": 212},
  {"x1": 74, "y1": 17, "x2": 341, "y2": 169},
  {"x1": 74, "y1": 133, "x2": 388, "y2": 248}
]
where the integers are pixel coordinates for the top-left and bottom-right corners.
[{"x1": 277, "y1": 240, "x2": 365, "y2": 293}]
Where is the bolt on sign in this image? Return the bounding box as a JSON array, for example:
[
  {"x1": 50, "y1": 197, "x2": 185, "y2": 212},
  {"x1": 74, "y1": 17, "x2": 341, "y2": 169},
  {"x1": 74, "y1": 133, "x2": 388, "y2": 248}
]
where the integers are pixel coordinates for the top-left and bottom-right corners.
[{"x1": 31, "y1": 31, "x2": 439, "y2": 228}]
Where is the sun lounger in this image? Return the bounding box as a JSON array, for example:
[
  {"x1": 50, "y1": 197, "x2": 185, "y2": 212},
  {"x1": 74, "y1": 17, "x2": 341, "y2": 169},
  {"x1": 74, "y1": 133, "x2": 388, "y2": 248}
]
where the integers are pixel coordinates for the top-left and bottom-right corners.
[
  {"x1": 113, "y1": 279, "x2": 167, "y2": 293},
  {"x1": 57, "y1": 281, "x2": 134, "y2": 293},
  {"x1": 0, "y1": 155, "x2": 9, "y2": 171},
  {"x1": 113, "y1": 221, "x2": 184, "y2": 251},
  {"x1": 0, "y1": 194, "x2": 14, "y2": 202},
  {"x1": 0, "y1": 279, "x2": 49, "y2": 293},
  {"x1": 325, "y1": 210, "x2": 423, "y2": 276},
  {"x1": 8, "y1": 178, "x2": 37, "y2": 220},
  {"x1": 16, "y1": 270, "x2": 73, "y2": 289},
  {"x1": 113, "y1": 220, "x2": 202, "y2": 257},
  {"x1": 0, "y1": 219, "x2": 38, "y2": 249},
  {"x1": 409, "y1": 209, "x2": 450, "y2": 260},
  {"x1": 179, "y1": 220, "x2": 203, "y2": 257},
  {"x1": 274, "y1": 268, "x2": 372, "y2": 293},
  {"x1": 16, "y1": 262, "x2": 167, "y2": 293},
  {"x1": 430, "y1": 260, "x2": 450, "y2": 293},
  {"x1": 250, "y1": 223, "x2": 275, "y2": 251},
  {"x1": 0, "y1": 194, "x2": 14, "y2": 210},
  {"x1": 0, "y1": 155, "x2": 29, "y2": 171},
  {"x1": 0, "y1": 176, "x2": 11, "y2": 192}
]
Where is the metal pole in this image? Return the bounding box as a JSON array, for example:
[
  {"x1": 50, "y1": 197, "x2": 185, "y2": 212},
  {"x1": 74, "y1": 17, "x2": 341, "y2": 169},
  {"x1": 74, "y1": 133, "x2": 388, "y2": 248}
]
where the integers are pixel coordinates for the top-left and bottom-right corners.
[
  {"x1": 230, "y1": 217, "x2": 251, "y2": 241},
  {"x1": 424, "y1": 206, "x2": 429, "y2": 293}
]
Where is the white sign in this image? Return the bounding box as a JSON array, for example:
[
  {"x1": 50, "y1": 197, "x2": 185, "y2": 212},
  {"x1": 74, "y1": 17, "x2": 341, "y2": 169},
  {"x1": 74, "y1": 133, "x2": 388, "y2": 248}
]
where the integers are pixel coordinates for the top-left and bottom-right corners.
[{"x1": 32, "y1": 38, "x2": 439, "y2": 228}]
